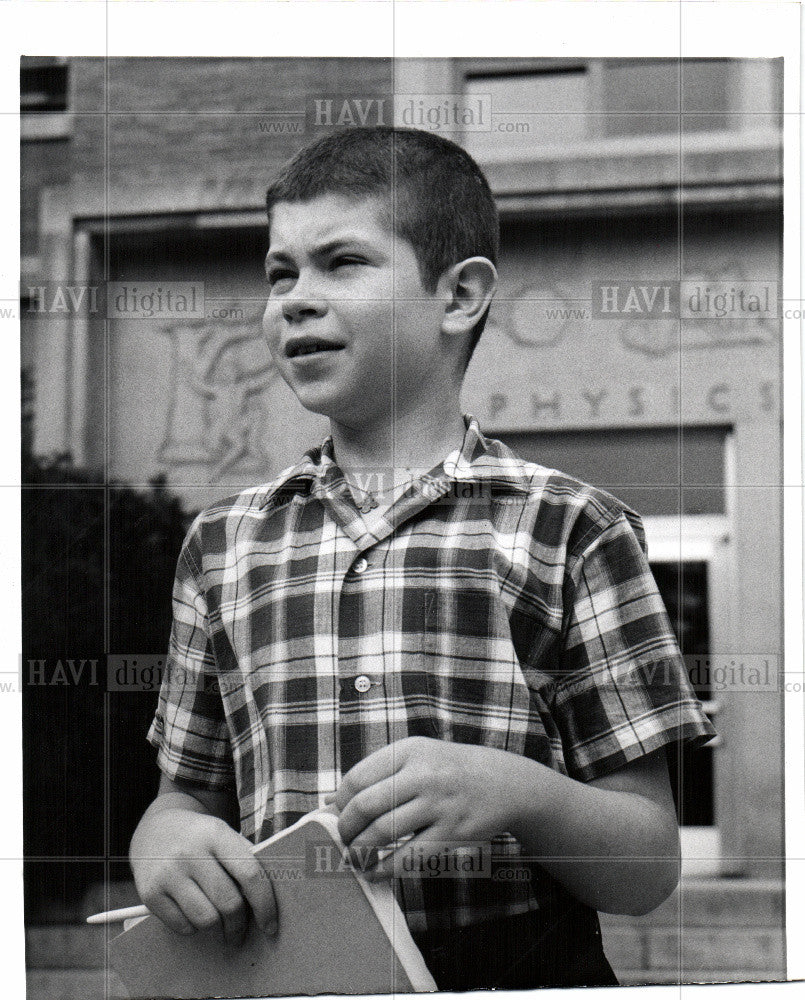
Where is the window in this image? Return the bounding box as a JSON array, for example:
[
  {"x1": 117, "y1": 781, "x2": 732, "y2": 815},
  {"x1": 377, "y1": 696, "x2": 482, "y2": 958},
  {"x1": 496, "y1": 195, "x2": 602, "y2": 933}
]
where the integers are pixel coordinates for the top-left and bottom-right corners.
[
  {"x1": 601, "y1": 59, "x2": 733, "y2": 136},
  {"x1": 496, "y1": 428, "x2": 731, "y2": 875},
  {"x1": 642, "y1": 515, "x2": 729, "y2": 877},
  {"x1": 496, "y1": 426, "x2": 728, "y2": 517},
  {"x1": 461, "y1": 58, "x2": 782, "y2": 154},
  {"x1": 20, "y1": 57, "x2": 68, "y2": 113},
  {"x1": 20, "y1": 57, "x2": 71, "y2": 142},
  {"x1": 464, "y1": 65, "x2": 588, "y2": 156}
]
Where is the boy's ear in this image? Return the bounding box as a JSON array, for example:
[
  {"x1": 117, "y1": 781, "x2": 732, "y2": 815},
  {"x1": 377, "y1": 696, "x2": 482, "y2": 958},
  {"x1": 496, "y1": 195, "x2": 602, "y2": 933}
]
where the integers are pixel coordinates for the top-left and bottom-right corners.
[{"x1": 438, "y1": 257, "x2": 498, "y2": 339}]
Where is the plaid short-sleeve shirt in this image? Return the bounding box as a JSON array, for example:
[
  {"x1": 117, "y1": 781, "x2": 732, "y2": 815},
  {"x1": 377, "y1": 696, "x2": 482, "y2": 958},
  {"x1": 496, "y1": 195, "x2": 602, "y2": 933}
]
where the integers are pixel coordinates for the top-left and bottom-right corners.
[{"x1": 148, "y1": 414, "x2": 715, "y2": 933}]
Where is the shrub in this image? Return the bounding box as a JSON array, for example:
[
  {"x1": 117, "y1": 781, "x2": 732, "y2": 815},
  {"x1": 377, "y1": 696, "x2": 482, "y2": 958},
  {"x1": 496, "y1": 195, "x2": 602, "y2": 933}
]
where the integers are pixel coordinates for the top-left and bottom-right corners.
[{"x1": 22, "y1": 446, "x2": 190, "y2": 921}]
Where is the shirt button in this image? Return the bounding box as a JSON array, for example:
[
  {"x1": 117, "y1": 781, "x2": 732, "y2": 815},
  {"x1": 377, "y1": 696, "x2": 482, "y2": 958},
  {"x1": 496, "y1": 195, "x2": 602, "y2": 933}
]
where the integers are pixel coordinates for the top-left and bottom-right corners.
[
  {"x1": 354, "y1": 675, "x2": 372, "y2": 693},
  {"x1": 352, "y1": 556, "x2": 368, "y2": 574}
]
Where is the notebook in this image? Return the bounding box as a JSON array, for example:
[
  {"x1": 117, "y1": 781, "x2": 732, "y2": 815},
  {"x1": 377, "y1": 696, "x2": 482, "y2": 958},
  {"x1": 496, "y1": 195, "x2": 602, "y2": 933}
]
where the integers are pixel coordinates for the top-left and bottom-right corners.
[{"x1": 108, "y1": 809, "x2": 437, "y2": 997}]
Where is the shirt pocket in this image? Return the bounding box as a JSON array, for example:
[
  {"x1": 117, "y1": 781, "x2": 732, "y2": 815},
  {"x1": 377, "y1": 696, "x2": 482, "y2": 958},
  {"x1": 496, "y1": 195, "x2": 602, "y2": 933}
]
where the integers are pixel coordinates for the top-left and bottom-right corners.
[
  {"x1": 391, "y1": 666, "x2": 441, "y2": 741},
  {"x1": 410, "y1": 587, "x2": 542, "y2": 754}
]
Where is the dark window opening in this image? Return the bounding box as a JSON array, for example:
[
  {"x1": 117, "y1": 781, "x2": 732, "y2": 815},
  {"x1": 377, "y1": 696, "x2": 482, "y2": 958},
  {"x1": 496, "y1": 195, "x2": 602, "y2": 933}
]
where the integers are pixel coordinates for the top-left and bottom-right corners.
[
  {"x1": 651, "y1": 559, "x2": 715, "y2": 827},
  {"x1": 465, "y1": 66, "x2": 587, "y2": 82},
  {"x1": 21, "y1": 59, "x2": 68, "y2": 113},
  {"x1": 495, "y1": 426, "x2": 728, "y2": 517}
]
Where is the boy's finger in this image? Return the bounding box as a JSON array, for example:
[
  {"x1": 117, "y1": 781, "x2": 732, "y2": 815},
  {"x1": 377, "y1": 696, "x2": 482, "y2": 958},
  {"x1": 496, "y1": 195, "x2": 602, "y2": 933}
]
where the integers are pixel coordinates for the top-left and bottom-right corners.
[
  {"x1": 228, "y1": 856, "x2": 279, "y2": 936},
  {"x1": 187, "y1": 857, "x2": 250, "y2": 948},
  {"x1": 335, "y1": 742, "x2": 408, "y2": 812},
  {"x1": 365, "y1": 826, "x2": 443, "y2": 882},
  {"x1": 212, "y1": 833, "x2": 279, "y2": 935},
  {"x1": 337, "y1": 774, "x2": 418, "y2": 845},
  {"x1": 171, "y1": 880, "x2": 223, "y2": 936},
  {"x1": 219, "y1": 904, "x2": 249, "y2": 950},
  {"x1": 206, "y1": 877, "x2": 250, "y2": 949},
  {"x1": 346, "y1": 799, "x2": 426, "y2": 859},
  {"x1": 153, "y1": 893, "x2": 196, "y2": 936}
]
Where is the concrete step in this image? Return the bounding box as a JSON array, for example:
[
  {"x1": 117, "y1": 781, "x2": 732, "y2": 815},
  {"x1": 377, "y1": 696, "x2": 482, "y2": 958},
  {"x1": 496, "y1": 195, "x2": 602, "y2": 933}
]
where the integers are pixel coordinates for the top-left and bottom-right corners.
[
  {"x1": 26, "y1": 969, "x2": 127, "y2": 1000},
  {"x1": 26, "y1": 926, "x2": 109, "y2": 971},
  {"x1": 599, "y1": 879, "x2": 783, "y2": 927}
]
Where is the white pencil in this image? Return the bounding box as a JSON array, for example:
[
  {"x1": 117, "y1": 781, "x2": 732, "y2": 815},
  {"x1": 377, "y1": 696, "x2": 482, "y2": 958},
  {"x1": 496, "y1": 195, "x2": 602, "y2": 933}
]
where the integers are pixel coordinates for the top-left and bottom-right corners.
[{"x1": 86, "y1": 904, "x2": 150, "y2": 925}]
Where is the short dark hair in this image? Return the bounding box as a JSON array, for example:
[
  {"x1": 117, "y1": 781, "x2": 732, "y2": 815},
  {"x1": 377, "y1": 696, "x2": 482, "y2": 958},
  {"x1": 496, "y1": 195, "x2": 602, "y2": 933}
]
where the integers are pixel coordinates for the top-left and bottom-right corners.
[{"x1": 265, "y1": 126, "x2": 499, "y2": 366}]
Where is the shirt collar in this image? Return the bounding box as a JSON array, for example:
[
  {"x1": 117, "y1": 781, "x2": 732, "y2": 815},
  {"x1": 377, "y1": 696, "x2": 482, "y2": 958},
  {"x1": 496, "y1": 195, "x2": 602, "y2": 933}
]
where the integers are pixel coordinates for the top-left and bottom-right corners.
[
  {"x1": 259, "y1": 413, "x2": 533, "y2": 510},
  {"x1": 441, "y1": 415, "x2": 533, "y2": 492}
]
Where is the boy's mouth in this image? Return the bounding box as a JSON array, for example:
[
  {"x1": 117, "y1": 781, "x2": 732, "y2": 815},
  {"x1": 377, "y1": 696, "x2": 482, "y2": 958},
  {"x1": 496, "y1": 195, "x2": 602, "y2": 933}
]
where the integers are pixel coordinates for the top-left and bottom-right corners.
[{"x1": 285, "y1": 337, "x2": 346, "y2": 359}]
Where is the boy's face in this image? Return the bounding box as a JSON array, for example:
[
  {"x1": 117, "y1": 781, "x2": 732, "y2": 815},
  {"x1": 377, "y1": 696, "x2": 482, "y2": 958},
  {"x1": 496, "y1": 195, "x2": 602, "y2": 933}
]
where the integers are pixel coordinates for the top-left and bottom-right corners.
[{"x1": 262, "y1": 193, "x2": 450, "y2": 428}]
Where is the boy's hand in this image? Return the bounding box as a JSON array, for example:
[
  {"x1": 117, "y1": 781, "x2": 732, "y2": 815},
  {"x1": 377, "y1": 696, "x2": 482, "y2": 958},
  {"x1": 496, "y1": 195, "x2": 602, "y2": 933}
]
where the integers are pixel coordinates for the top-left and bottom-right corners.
[
  {"x1": 332, "y1": 736, "x2": 682, "y2": 916},
  {"x1": 130, "y1": 807, "x2": 278, "y2": 947},
  {"x1": 333, "y1": 736, "x2": 517, "y2": 878}
]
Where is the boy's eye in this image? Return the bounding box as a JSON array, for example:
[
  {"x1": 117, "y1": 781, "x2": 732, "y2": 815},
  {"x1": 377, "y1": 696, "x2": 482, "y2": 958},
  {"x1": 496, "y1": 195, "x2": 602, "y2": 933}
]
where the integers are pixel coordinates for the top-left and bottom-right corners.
[
  {"x1": 330, "y1": 256, "x2": 364, "y2": 270},
  {"x1": 267, "y1": 268, "x2": 296, "y2": 290}
]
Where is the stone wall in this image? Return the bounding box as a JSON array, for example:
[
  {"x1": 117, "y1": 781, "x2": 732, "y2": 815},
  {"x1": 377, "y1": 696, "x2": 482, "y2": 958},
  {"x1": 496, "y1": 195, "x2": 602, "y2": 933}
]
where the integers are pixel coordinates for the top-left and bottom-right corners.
[{"x1": 25, "y1": 880, "x2": 785, "y2": 998}]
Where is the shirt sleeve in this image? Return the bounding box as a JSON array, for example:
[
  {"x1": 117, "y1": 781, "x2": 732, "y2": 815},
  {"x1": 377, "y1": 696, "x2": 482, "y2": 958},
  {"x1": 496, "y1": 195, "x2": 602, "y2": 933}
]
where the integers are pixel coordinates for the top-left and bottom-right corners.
[
  {"x1": 552, "y1": 510, "x2": 716, "y2": 782},
  {"x1": 147, "y1": 514, "x2": 235, "y2": 789}
]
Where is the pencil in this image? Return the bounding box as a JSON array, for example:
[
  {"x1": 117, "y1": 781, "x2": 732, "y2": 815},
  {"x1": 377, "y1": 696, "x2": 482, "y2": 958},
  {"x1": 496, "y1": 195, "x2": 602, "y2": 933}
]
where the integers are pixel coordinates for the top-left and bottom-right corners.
[{"x1": 86, "y1": 904, "x2": 151, "y2": 924}]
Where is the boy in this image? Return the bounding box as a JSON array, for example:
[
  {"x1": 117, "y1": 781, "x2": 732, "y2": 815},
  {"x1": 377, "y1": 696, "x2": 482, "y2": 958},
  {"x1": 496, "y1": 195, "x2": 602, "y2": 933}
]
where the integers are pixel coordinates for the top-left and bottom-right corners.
[{"x1": 131, "y1": 126, "x2": 715, "y2": 990}]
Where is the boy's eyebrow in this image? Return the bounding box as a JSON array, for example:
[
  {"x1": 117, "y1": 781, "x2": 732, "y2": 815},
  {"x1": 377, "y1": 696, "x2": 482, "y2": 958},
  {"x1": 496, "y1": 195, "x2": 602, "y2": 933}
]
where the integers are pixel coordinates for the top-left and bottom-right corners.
[
  {"x1": 264, "y1": 249, "x2": 293, "y2": 272},
  {"x1": 265, "y1": 235, "x2": 386, "y2": 270}
]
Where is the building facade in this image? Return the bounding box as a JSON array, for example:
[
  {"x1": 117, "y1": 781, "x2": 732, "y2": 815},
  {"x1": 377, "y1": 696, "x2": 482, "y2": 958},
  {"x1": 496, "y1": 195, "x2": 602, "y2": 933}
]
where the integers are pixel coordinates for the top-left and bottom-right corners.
[{"x1": 22, "y1": 56, "x2": 785, "y2": 991}]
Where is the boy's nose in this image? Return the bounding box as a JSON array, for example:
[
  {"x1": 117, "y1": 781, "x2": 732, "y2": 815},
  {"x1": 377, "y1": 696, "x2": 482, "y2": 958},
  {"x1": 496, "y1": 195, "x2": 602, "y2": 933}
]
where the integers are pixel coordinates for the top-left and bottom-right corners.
[
  {"x1": 280, "y1": 271, "x2": 328, "y2": 323},
  {"x1": 282, "y1": 294, "x2": 328, "y2": 323}
]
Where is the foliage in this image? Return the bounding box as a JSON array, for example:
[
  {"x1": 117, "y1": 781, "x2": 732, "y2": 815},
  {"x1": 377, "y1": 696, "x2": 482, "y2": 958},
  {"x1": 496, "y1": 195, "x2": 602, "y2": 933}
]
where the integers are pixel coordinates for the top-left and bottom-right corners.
[{"x1": 22, "y1": 438, "x2": 190, "y2": 920}]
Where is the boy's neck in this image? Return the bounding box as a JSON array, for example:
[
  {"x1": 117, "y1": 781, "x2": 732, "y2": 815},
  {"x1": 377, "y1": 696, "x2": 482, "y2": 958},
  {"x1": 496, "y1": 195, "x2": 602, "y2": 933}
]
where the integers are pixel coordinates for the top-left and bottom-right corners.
[{"x1": 329, "y1": 404, "x2": 468, "y2": 485}]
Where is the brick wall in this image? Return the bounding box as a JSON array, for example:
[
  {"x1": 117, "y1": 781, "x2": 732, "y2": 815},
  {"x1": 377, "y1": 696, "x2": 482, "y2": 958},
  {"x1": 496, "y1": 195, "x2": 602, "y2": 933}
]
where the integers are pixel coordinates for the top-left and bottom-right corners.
[
  {"x1": 22, "y1": 57, "x2": 394, "y2": 268},
  {"x1": 69, "y1": 58, "x2": 393, "y2": 194}
]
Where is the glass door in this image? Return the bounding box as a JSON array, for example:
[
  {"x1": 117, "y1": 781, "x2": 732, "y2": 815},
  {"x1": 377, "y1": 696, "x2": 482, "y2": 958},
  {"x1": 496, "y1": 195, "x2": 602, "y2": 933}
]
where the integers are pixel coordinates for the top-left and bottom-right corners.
[{"x1": 642, "y1": 514, "x2": 732, "y2": 876}]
